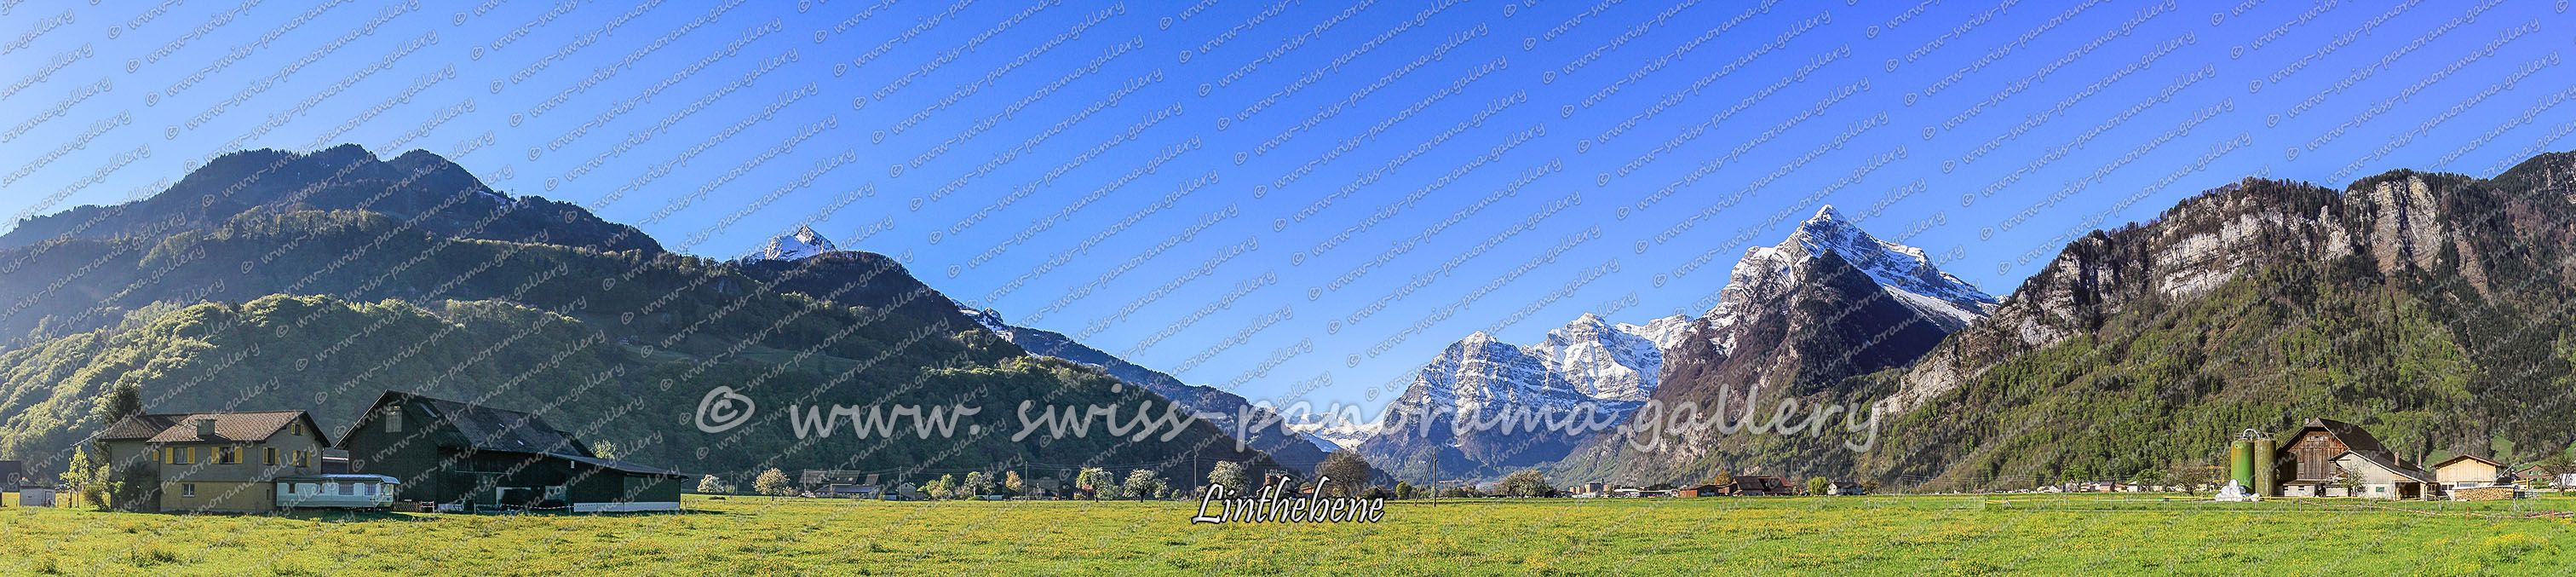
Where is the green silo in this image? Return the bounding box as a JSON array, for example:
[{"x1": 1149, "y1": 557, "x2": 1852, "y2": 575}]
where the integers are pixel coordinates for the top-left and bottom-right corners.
[
  {"x1": 2253, "y1": 437, "x2": 2278, "y2": 496},
  {"x1": 2229, "y1": 439, "x2": 2254, "y2": 489}
]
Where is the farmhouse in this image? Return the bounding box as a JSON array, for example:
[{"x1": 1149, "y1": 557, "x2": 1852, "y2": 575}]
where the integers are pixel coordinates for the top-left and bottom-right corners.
[
  {"x1": 2323, "y1": 450, "x2": 2435, "y2": 499},
  {"x1": 2430, "y1": 454, "x2": 2507, "y2": 493},
  {"x1": 2273, "y1": 418, "x2": 2432, "y2": 499},
  {"x1": 1719, "y1": 476, "x2": 1792, "y2": 496},
  {"x1": 2515, "y1": 464, "x2": 2576, "y2": 488},
  {"x1": 337, "y1": 391, "x2": 689, "y2": 513},
  {"x1": 96, "y1": 412, "x2": 333, "y2": 512}
]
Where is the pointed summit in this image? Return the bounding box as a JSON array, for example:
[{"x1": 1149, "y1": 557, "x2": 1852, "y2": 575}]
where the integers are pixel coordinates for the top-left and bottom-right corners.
[
  {"x1": 1806, "y1": 204, "x2": 1845, "y2": 224},
  {"x1": 1715, "y1": 203, "x2": 1998, "y2": 332},
  {"x1": 750, "y1": 225, "x2": 838, "y2": 261}
]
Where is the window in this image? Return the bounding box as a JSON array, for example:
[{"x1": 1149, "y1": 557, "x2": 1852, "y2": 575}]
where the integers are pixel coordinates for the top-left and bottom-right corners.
[
  {"x1": 173, "y1": 447, "x2": 192, "y2": 464},
  {"x1": 292, "y1": 420, "x2": 303, "y2": 436},
  {"x1": 385, "y1": 407, "x2": 402, "y2": 432},
  {"x1": 181, "y1": 483, "x2": 196, "y2": 498},
  {"x1": 156, "y1": 447, "x2": 167, "y2": 464},
  {"x1": 297, "y1": 451, "x2": 310, "y2": 468},
  {"x1": 219, "y1": 447, "x2": 239, "y2": 464},
  {"x1": 2376, "y1": 487, "x2": 2387, "y2": 493},
  {"x1": 265, "y1": 447, "x2": 277, "y2": 465},
  {"x1": 338, "y1": 483, "x2": 354, "y2": 496},
  {"x1": 365, "y1": 483, "x2": 377, "y2": 496}
]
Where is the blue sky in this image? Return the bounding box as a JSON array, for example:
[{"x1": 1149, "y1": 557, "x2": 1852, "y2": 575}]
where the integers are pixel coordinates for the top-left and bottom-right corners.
[{"x1": 5, "y1": 0, "x2": 2573, "y2": 417}]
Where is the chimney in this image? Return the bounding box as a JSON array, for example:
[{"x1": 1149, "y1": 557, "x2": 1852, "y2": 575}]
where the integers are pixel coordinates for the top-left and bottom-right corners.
[{"x1": 194, "y1": 418, "x2": 216, "y2": 438}]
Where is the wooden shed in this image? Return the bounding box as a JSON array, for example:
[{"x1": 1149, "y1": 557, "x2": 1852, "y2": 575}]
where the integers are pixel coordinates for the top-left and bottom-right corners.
[{"x1": 2430, "y1": 454, "x2": 2507, "y2": 493}]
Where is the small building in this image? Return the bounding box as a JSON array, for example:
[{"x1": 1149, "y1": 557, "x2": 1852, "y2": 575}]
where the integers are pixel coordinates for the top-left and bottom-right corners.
[
  {"x1": 1676, "y1": 483, "x2": 1723, "y2": 498},
  {"x1": 338, "y1": 391, "x2": 688, "y2": 513},
  {"x1": 2327, "y1": 450, "x2": 2436, "y2": 499},
  {"x1": 1829, "y1": 482, "x2": 1867, "y2": 496},
  {"x1": 1720, "y1": 476, "x2": 1791, "y2": 496},
  {"x1": 2430, "y1": 454, "x2": 2507, "y2": 493},
  {"x1": 2514, "y1": 464, "x2": 2576, "y2": 488},
  {"x1": 98, "y1": 411, "x2": 332, "y2": 512}
]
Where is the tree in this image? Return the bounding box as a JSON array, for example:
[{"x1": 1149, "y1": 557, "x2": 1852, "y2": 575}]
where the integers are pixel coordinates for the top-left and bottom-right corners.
[
  {"x1": 1394, "y1": 482, "x2": 1417, "y2": 499},
  {"x1": 1123, "y1": 469, "x2": 1165, "y2": 499},
  {"x1": 1441, "y1": 485, "x2": 1485, "y2": 499},
  {"x1": 1206, "y1": 461, "x2": 1251, "y2": 495},
  {"x1": 61, "y1": 447, "x2": 104, "y2": 507},
  {"x1": 103, "y1": 464, "x2": 155, "y2": 512},
  {"x1": 1710, "y1": 471, "x2": 1735, "y2": 488},
  {"x1": 1860, "y1": 479, "x2": 1883, "y2": 494},
  {"x1": 1318, "y1": 450, "x2": 1374, "y2": 498},
  {"x1": 1498, "y1": 470, "x2": 1553, "y2": 498},
  {"x1": 590, "y1": 441, "x2": 619, "y2": 459},
  {"x1": 963, "y1": 471, "x2": 992, "y2": 498},
  {"x1": 2129, "y1": 467, "x2": 2166, "y2": 488},
  {"x1": 1075, "y1": 468, "x2": 1112, "y2": 500},
  {"x1": 2167, "y1": 464, "x2": 2213, "y2": 495},
  {"x1": 754, "y1": 468, "x2": 793, "y2": 500},
  {"x1": 932, "y1": 474, "x2": 962, "y2": 499},
  {"x1": 696, "y1": 475, "x2": 733, "y2": 495},
  {"x1": 1805, "y1": 476, "x2": 1832, "y2": 496},
  {"x1": 2334, "y1": 464, "x2": 2366, "y2": 497},
  {"x1": 1004, "y1": 470, "x2": 1026, "y2": 495},
  {"x1": 95, "y1": 382, "x2": 142, "y2": 425}
]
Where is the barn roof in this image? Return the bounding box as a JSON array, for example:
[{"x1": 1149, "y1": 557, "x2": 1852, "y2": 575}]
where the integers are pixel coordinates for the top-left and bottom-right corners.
[
  {"x1": 2332, "y1": 450, "x2": 2437, "y2": 484},
  {"x1": 366, "y1": 391, "x2": 590, "y2": 457},
  {"x1": 2298, "y1": 418, "x2": 2395, "y2": 456},
  {"x1": 356, "y1": 391, "x2": 687, "y2": 477}
]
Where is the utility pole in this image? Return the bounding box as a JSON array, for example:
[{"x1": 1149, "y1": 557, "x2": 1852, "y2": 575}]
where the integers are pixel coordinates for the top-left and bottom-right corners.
[{"x1": 1429, "y1": 452, "x2": 1438, "y2": 508}]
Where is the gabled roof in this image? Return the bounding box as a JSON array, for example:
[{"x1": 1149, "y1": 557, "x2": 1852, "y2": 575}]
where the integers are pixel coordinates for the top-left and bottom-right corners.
[
  {"x1": 361, "y1": 391, "x2": 590, "y2": 457},
  {"x1": 106, "y1": 412, "x2": 325, "y2": 446},
  {"x1": 99, "y1": 414, "x2": 190, "y2": 441},
  {"x1": 2331, "y1": 450, "x2": 2437, "y2": 484},
  {"x1": 2288, "y1": 418, "x2": 2395, "y2": 456},
  {"x1": 2431, "y1": 454, "x2": 2507, "y2": 470}
]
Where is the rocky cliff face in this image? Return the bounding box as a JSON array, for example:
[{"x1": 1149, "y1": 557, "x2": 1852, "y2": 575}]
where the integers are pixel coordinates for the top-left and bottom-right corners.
[{"x1": 1857, "y1": 155, "x2": 2576, "y2": 490}]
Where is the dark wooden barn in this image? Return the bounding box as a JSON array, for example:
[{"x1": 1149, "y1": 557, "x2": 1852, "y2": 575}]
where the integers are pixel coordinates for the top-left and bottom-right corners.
[
  {"x1": 337, "y1": 391, "x2": 687, "y2": 513},
  {"x1": 2275, "y1": 418, "x2": 2429, "y2": 498}
]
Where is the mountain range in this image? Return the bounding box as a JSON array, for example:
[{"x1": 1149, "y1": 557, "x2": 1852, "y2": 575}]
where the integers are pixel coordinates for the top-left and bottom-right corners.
[
  {"x1": 1357, "y1": 206, "x2": 2000, "y2": 481},
  {"x1": 0, "y1": 145, "x2": 1285, "y2": 488}
]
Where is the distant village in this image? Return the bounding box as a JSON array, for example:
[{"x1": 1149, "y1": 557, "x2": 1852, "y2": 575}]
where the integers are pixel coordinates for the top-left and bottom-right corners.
[{"x1": 5, "y1": 409, "x2": 2573, "y2": 511}]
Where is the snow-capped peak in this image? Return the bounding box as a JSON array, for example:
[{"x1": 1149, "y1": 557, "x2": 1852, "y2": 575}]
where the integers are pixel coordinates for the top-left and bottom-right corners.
[
  {"x1": 751, "y1": 225, "x2": 838, "y2": 261},
  {"x1": 957, "y1": 305, "x2": 1010, "y2": 337},
  {"x1": 1715, "y1": 204, "x2": 1998, "y2": 330},
  {"x1": 1528, "y1": 313, "x2": 1670, "y2": 401}
]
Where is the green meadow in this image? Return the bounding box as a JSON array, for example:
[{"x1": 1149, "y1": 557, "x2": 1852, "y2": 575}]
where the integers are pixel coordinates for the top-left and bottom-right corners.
[{"x1": 5, "y1": 492, "x2": 2575, "y2": 575}]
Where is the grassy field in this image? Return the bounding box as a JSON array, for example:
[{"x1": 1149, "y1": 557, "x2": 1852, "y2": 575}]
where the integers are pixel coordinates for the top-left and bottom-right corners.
[{"x1": 5, "y1": 492, "x2": 2576, "y2": 575}]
